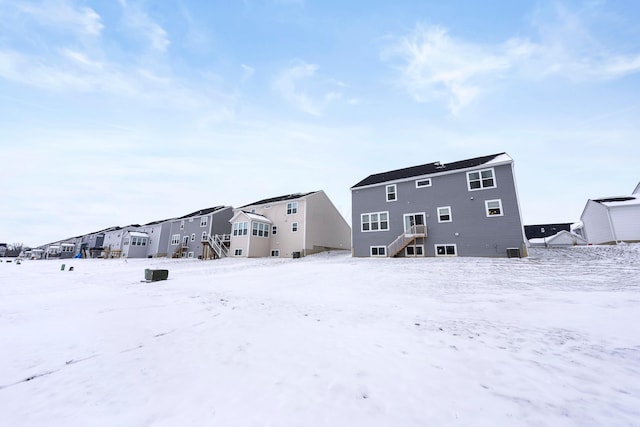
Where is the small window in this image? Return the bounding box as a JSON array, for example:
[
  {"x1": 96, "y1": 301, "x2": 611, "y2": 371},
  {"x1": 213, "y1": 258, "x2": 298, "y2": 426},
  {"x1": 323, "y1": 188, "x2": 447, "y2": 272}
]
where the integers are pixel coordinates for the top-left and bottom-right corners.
[
  {"x1": 437, "y1": 206, "x2": 452, "y2": 223},
  {"x1": 386, "y1": 184, "x2": 397, "y2": 202},
  {"x1": 123, "y1": 238, "x2": 130, "y2": 246},
  {"x1": 188, "y1": 252, "x2": 194, "y2": 258},
  {"x1": 272, "y1": 226, "x2": 277, "y2": 235},
  {"x1": 200, "y1": 217, "x2": 208, "y2": 227},
  {"x1": 180, "y1": 220, "x2": 185, "y2": 230},
  {"x1": 467, "y1": 168, "x2": 496, "y2": 191},
  {"x1": 287, "y1": 202, "x2": 298, "y2": 215},
  {"x1": 416, "y1": 178, "x2": 431, "y2": 188},
  {"x1": 485, "y1": 199, "x2": 503, "y2": 217},
  {"x1": 435, "y1": 244, "x2": 457, "y2": 256},
  {"x1": 370, "y1": 246, "x2": 386, "y2": 257},
  {"x1": 201, "y1": 232, "x2": 208, "y2": 241},
  {"x1": 292, "y1": 222, "x2": 298, "y2": 232},
  {"x1": 406, "y1": 245, "x2": 424, "y2": 256},
  {"x1": 234, "y1": 248, "x2": 243, "y2": 256},
  {"x1": 191, "y1": 233, "x2": 195, "y2": 242},
  {"x1": 271, "y1": 250, "x2": 280, "y2": 257}
]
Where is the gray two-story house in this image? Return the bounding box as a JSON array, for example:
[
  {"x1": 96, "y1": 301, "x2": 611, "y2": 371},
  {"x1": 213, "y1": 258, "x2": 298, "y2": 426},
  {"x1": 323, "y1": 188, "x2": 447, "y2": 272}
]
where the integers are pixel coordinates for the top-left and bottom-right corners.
[{"x1": 351, "y1": 153, "x2": 527, "y2": 258}]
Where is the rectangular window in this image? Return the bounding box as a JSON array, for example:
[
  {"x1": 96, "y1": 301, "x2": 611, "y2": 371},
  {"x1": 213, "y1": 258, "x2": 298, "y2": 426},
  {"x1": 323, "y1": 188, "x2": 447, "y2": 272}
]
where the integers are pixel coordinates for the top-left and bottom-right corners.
[
  {"x1": 415, "y1": 178, "x2": 431, "y2": 188},
  {"x1": 291, "y1": 222, "x2": 298, "y2": 232},
  {"x1": 200, "y1": 217, "x2": 208, "y2": 227},
  {"x1": 485, "y1": 199, "x2": 503, "y2": 217},
  {"x1": 171, "y1": 234, "x2": 180, "y2": 245},
  {"x1": 435, "y1": 244, "x2": 457, "y2": 256},
  {"x1": 188, "y1": 252, "x2": 194, "y2": 258},
  {"x1": 233, "y1": 222, "x2": 249, "y2": 236},
  {"x1": 467, "y1": 168, "x2": 496, "y2": 191},
  {"x1": 437, "y1": 206, "x2": 452, "y2": 223},
  {"x1": 252, "y1": 222, "x2": 270, "y2": 237},
  {"x1": 234, "y1": 248, "x2": 243, "y2": 256},
  {"x1": 361, "y1": 211, "x2": 389, "y2": 232},
  {"x1": 272, "y1": 226, "x2": 277, "y2": 235},
  {"x1": 406, "y1": 245, "x2": 424, "y2": 256},
  {"x1": 190, "y1": 233, "x2": 195, "y2": 242},
  {"x1": 201, "y1": 232, "x2": 208, "y2": 241},
  {"x1": 271, "y1": 250, "x2": 280, "y2": 257},
  {"x1": 180, "y1": 220, "x2": 185, "y2": 230},
  {"x1": 287, "y1": 202, "x2": 298, "y2": 214},
  {"x1": 370, "y1": 246, "x2": 386, "y2": 257},
  {"x1": 386, "y1": 184, "x2": 397, "y2": 202},
  {"x1": 123, "y1": 238, "x2": 130, "y2": 246}
]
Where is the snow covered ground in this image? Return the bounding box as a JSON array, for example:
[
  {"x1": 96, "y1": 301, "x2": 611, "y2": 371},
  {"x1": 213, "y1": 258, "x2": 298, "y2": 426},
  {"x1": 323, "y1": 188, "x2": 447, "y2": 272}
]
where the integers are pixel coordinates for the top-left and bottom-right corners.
[{"x1": 1, "y1": 246, "x2": 639, "y2": 427}]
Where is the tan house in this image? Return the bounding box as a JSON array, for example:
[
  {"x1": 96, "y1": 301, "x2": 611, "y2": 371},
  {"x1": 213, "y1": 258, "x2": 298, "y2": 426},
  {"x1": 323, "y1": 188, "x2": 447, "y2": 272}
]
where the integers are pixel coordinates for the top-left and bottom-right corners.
[{"x1": 229, "y1": 191, "x2": 351, "y2": 258}]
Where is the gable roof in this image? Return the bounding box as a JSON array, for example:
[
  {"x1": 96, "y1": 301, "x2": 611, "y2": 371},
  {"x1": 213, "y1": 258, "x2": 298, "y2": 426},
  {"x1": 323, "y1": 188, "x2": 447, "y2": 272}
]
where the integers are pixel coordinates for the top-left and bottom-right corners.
[
  {"x1": 351, "y1": 153, "x2": 511, "y2": 189},
  {"x1": 239, "y1": 192, "x2": 318, "y2": 208},
  {"x1": 229, "y1": 210, "x2": 273, "y2": 224}
]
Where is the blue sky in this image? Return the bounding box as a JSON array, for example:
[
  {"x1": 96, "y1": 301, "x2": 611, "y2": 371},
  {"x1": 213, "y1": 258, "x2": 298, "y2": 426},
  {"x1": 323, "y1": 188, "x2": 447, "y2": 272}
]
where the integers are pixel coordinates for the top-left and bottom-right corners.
[{"x1": 1, "y1": 0, "x2": 639, "y2": 247}]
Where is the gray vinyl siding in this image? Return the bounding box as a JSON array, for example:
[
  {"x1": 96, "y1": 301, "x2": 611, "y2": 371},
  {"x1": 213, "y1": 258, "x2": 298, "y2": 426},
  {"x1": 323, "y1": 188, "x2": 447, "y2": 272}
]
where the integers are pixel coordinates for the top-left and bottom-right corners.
[
  {"x1": 167, "y1": 207, "x2": 233, "y2": 258},
  {"x1": 352, "y1": 163, "x2": 525, "y2": 257}
]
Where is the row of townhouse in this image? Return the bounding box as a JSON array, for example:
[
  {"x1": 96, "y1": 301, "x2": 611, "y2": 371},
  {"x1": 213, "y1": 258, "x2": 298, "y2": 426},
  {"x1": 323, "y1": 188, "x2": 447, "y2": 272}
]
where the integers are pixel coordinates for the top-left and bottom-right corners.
[{"x1": 32, "y1": 152, "x2": 531, "y2": 259}]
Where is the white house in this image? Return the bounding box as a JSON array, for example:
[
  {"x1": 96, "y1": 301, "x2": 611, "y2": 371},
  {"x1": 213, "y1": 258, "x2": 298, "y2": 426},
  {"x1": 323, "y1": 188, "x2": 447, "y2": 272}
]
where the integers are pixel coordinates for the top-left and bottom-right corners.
[
  {"x1": 229, "y1": 191, "x2": 351, "y2": 258},
  {"x1": 580, "y1": 183, "x2": 640, "y2": 245}
]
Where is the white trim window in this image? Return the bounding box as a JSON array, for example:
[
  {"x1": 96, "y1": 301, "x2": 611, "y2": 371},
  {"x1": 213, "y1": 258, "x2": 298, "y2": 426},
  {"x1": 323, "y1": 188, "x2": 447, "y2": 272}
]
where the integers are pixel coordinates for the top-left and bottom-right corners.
[
  {"x1": 188, "y1": 252, "x2": 194, "y2": 258},
  {"x1": 370, "y1": 246, "x2": 386, "y2": 257},
  {"x1": 171, "y1": 234, "x2": 180, "y2": 245},
  {"x1": 233, "y1": 221, "x2": 249, "y2": 236},
  {"x1": 272, "y1": 226, "x2": 277, "y2": 235},
  {"x1": 180, "y1": 220, "x2": 185, "y2": 230},
  {"x1": 131, "y1": 236, "x2": 147, "y2": 246},
  {"x1": 201, "y1": 232, "x2": 208, "y2": 241},
  {"x1": 291, "y1": 222, "x2": 298, "y2": 232},
  {"x1": 361, "y1": 212, "x2": 389, "y2": 232},
  {"x1": 437, "y1": 206, "x2": 452, "y2": 223},
  {"x1": 271, "y1": 250, "x2": 280, "y2": 257},
  {"x1": 287, "y1": 202, "x2": 298, "y2": 215},
  {"x1": 406, "y1": 245, "x2": 424, "y2": 256},
  {"x1": 386, "y1": 184, "x2": 397, "y2": 202},
  {"x1": 415, "y1": 178, "x2": 431, "y2": 188},
  {"x1": 200, "y1": 217, "x2": 208, "y2": 227},
  {"x1": 190, "y1": 233, "x2": 196, "y2": 242},
  {"x1": 234, "y1": 248, "x2": 243, "y2": 256},
  {"x1": 435, "y1": 244, "x2": 457, "y2": 256},
  {"x1": 467, "y1": 168, "x2": 496, "y2": 191},
  {"x1": 485, "y1": 199, "x2": 504, "y2": 217},
  {"x1": 252, "y1": 222, "x2": 270, "y2": 237}
]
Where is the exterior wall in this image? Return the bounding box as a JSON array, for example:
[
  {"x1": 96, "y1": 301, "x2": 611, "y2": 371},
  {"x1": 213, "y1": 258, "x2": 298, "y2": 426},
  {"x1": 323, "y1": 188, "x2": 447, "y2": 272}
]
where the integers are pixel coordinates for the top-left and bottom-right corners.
[
  {"x1": 608, "y1": 205, "x2": 640, "y2": 243},
  {"x1": 305, "y1": 191, "x2": 351, "y2": 254},
  {"x1": 139, "y1": 222, "x2": 172, "y2": 257},
  {"x1": 243, "y1": 200, "x2": 306, "y2": 258},
  {"x1": 248, "y1": 233, "x2": 271, "y2": 257},
  {"x1": 352, "y1": 162, "x2": 526, "y2": 257},
  {"x1": 230, "y1": 233, "x2": 250, "y2": 257},
  {"x1": 103, "y1": 229, "x2": 126, "y2": 255},
  {"x1": 581, "y1": 201, "x2": 614, "y2": 244}
]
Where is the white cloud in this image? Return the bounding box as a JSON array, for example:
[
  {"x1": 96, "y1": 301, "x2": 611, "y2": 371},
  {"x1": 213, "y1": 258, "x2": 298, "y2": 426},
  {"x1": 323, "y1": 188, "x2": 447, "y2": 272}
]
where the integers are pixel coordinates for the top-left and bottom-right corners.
[
  {"x1": 118, "y1": 1, "x2": 170, "y2": 53},
  {"x1": 384, "y1": 7, "x2": 640, "y2": 113},
  {"x1": 272, "y1": 61, "x2": 351, "y2": 116},
  {"x1": 241, "y1": 64, "x2": 255, "y2": 81},
  {"x1": 16, "y1": 0, "x2": 104, "y2": 36}
]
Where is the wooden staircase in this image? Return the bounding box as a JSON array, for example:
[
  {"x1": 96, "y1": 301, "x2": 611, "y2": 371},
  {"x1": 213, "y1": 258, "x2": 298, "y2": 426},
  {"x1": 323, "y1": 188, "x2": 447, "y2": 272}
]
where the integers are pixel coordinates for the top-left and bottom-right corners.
[
  {"x1": 203, "y1": 234, "x2": 230, "y2": 259},
  {"x1": 387, "y1": 225, "x2": 427, "y2": 257}
]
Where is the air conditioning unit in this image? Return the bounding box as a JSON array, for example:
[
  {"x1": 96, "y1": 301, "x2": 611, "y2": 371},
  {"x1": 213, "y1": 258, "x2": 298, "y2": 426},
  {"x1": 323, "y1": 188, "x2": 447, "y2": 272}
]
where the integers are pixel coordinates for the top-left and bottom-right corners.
[{"x1": 506, "y1": 248, "x2": 521, "y2": 258}]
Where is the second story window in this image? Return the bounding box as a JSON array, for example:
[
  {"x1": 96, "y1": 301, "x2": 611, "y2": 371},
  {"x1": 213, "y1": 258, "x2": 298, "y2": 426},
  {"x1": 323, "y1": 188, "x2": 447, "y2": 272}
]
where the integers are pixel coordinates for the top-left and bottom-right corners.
[
  {"x1": 180, "y1": 220, "x2": 185, "y2": 230},
  {"x1": 200, "y1": 217, "x2": 208, "y2": 227},
  {"x1": 361, "y1": 212, "x2": 389, "y2": 232},
  {"x1": 467, "y1": 168, "x2": 496, "y2": 191},
  {"x1": 386, "y1": 184, "x2": 397, "y2": 202},
  {"x1": 485, "y1": 199, "x2": 503, "y2": 217},
  {"x1": 291, "y1": 222, "x2": 298, "y2": 232},
  {"x1": 287, "y1": 202, "x2": 298, "y2": 215},
  {"x1": 272, "y1": 226, "x2": 278, "y2": 235},
  {"x1": 233, "y1": 221, "x2": 249, "y2": 236},
  {"x1": 437, "y1": 206, "x2": 452, "y2": 223}
]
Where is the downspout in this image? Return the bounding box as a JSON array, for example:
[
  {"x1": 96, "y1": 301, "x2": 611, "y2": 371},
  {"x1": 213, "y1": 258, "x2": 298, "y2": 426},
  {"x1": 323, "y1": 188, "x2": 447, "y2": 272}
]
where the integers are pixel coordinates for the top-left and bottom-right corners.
[{"x1": 246, "y1": 221, "x2": 252, "y2": 257}]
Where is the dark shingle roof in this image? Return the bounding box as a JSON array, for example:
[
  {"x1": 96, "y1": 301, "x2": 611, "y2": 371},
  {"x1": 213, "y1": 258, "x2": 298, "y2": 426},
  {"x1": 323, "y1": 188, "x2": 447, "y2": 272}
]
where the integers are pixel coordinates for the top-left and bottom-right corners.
[
  {"x1": 177, "y1": 206, "x2": 227, "y2": 219},
  {"x1": 351, "y1": 153, "x2": 507, "y2": 189},
  {"x1": 239, "y1": 192, "x2": 318, "y2": 208}
]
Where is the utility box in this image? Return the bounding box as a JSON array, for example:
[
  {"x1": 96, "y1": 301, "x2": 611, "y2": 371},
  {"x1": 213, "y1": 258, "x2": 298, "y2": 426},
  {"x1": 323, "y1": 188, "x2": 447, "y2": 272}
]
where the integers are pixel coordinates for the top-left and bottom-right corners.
[
  {"x1": 145, "y1": 269, "x2": 169, "y2": 281},
  {"x1": 506, "y1": 248, "x2": 521, "y2": 258}
]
